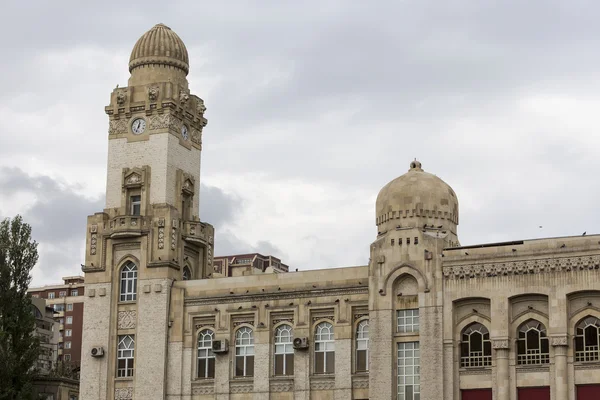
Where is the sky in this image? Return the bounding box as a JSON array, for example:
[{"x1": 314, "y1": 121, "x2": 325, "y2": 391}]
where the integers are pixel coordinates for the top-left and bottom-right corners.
[{"x1": 1, "y1": 1, "x2": 599, "y2": 286}]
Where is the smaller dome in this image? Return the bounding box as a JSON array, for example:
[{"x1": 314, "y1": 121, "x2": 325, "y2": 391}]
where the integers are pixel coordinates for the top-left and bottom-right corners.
[
  {"x1": 129, "y1": 24, "x2": 189, "y2": 75},
  {"x1": 376, "y1": 160, "x2": 459, "y2": 231}
]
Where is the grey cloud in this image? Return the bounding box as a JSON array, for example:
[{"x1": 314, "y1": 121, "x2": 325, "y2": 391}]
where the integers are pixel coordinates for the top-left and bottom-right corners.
[{"x1": 200, "y1": 184, "x2": 242, "y2": 227}]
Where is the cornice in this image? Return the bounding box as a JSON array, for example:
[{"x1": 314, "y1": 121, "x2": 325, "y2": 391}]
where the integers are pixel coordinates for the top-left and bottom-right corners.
[
  {"x1": 185, "y1": 286, "x2": 368, "y2": 306},
  {"x1": 443, "y1": 254, "x2": 600, "y2": 280}
]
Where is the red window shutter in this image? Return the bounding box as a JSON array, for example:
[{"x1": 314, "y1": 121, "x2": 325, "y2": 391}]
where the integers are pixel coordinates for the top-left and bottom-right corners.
[
  {"x1": 517, "y1": 387, "x2": 550, "y2": 400},
  {"x1": 461, "y1": 389, "x2": 492, "y2": 400}
]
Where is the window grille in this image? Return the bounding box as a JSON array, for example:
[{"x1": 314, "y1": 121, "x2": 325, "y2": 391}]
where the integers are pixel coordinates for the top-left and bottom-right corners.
[
  {"x1": 575, "y1": 316, "x2": 600, "y2": 362},
  {"x1": 314, "y1": 322, "x2": 335, "y2": 374},
  {"x1": 397, "y1": 309, "x2": 419, "y2": 333},
  {"x1": 517, "y1": 320, "x2": 549, "y2": 365},
  {"x1": 397, "y1": 342, "x2": 420, "y2": 400},
  {"x1": 274, "y1": 324, "x2": 294, "y2": 376},
  {"x1": 117, "y1": 335, "x2": 135, "y2": 377},
  {"x1": 119, "y1": 262, "x2": 137, "y2": 302},
  {"x1": 460, "y1": 323, "x2": 492, "y2": 367}
]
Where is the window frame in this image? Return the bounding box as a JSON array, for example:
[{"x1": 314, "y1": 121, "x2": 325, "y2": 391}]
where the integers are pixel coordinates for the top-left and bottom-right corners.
[
  {"x1": 274, "y1": 324, "x2": 294, "y2": 376},
  {"x1": 196, "y1": 329, "x2": 215, "y2": 379},
  {"x1": 516, "y1": 320, "x2": 550, "y2": 365},
  {"x1": 66, "y1": 303, "x2": 73, "y2": 311},
  {"x1": 119, "y1": 261, "x2": 138, "y2": 302},
  {"x1": 314, "y1": 321, "x2": 335, "y2": 374},
  {"x1": 575, "y1": 316, "x2": 600, "y2": 362},
  {"x1": 117, "y1": 335, "x2": 135, "y2": 378},
  {"x1": 183, "y1": 266, "x2": 192, "y2": 281},
  {"x1": 355, "y1": 319, "x2": 369, "y2": 372},
  {"x1": 397, "y1": 309, "x2": 420, "y2": 333},
  {"x1": 234, "y1": 326, "x2": 255, "y2": 377},
  {"x1": 66, "y1": 316, "x2": 73, "y2": 325},
  {"x1": 48, "y1": 292, "x2": 55, "y2": 299},
  {"x1": 65, "y1": 341, "x2": 71, "y2": 349},
  {"x1": 397, "y1": 341, "x2": 420, "y2": 400},
  {"x1": 130, "y1": 194, "x2": 141, "y2": 216},
  {"x1": 71, "y1": 289, "x2": 78, "y2": 296},
  {"x1": 460, "y1": 323, "x2": 492, "y2": 368},
  {"x1": 65, "y1": 329, "x2": 72, "y2": 337}
]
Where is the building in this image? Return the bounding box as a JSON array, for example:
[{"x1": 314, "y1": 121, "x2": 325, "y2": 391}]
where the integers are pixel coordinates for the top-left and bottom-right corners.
[
  {"x1": 32, "y1": 297, "x2": 59, "y2": 374},
  {"x1": 79, "y1": 24, "x2": 600, "y2": 400},
  {"x1": 29, "y1": 276, "x2": 85, "y2": 366},
  {"x1": 213, "y1": 254, "x2": 289, "y2": 277}
]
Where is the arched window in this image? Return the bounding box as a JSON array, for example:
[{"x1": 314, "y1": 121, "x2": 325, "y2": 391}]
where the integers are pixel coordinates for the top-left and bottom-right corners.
[
  {"x1": 274, "y1": 324, "x2": 294, "y2": 376},
  {"x1": 575, "y1": 316, "x2": 600, "y2": 362},
  {"x1": 356, "y1": 319, "x2": 369, "y2": 372},
  {"x1": 315, "y1": 321, "x2": 335, "y2": 374},
  {"x1": 183, "y1": 266, "x2": 191, "y2": 281},
  {"x1": 517, "y1": 320, "x2": 549, "y2": 365},
  {"x1": 235, "y1": 327, "x2": 254, "y2": 377},
  {"x1": 460, "y1": 323, "x2": 491, "y2": 367},
  {"x1": 197, "y1": 330, "x2": 215, "y2": 378},
  {"x1": 117, "y1": 335, "x2": 135, "y2": 377},
  {"x1": 119, "y1": 262, "x2": 137, "y2": 302}
]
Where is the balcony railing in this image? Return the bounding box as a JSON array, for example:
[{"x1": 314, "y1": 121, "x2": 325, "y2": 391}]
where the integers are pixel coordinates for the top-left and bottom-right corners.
[
  {"x1": 107, "y1": 215, "x2": 150, "y2": 238},
  {"x1": 183, "y1": 221, "x2": 213, "y2": 245}
]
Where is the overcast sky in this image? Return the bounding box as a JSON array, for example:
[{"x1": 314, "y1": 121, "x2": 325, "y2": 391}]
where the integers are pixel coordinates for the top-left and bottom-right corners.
[{"x1": 1, "y1": 1, "x2": 599, "y2": 286}]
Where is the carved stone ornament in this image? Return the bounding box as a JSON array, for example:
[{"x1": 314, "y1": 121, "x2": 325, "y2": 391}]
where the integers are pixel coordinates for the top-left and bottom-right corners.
[
  {"x1": 148, "y1": 86, "x2": 159, "y2": 101},
  {"x1": 118, "y1": 310, "x2": 137, "y2": 330},
  {"x1": 192, "y1": 384, "x2": 214, "y2": 395},
  {"x1": 114, "y1": 387, "x2": 133, "y2": 400},
  {"x1": 108, "y1": 119, "x2": 128, "y2": 135},
  {"x1": 551, "y1": 335, "x2": 568, "y2": 347},
  {"x1": 354, "y1": 313, "x2": 369, "y2": 321},
  {"x1": 179, "y1": 90, "x2": 190, "y2": 104},
  {"x1": 443, "y1": 255, "x2": 600, "y2": 280},
  {"x1": 90, "y1": 233, "x2": 97, "y2": 255},
  {"x1": 190, "y1": 127, "x2": 201, "y2": 146},
  {"x1": 229, "y1": 382, "x2": 253, "y2": 394},
  {"x1": 270, "y1": 380, "x2": 293, "y2": 392},
  {"x1": 196, "y1": 99, "x2": 206, "y2": 115},
  {"x1": 492, "y1": 339, "x2": 509, "y2": 349},
  {"x1": 352, "y1": 376, "x2": 369, "y2": 389},
  {"x1": 148, "y1": 114, "x2": 179, "y2": 131},
  {"x1": 312, "y1": 316, "x2": 334, "y2": 324},
  {"x1": 116, "y1": 91, "x2": 126, "y2": 106},
  {"x1": 273, "y1": 317, "x2": 294, "y2": 325},
  {"x1": 126, "y1": 173, "x2": 141, "y2": 185},
  {"x1": 310, "y1": 378, "x2": 335, "y2": 391}
]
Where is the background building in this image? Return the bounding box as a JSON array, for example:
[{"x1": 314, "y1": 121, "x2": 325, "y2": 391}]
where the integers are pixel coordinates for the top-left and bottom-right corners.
[
  {"x1": 32, "y1": 297, "x2": 59, "y2": 374},
  {"x1": 78, "y1": 24, "x2": 600, "y2": 400},
  {"x1": 29, "y1": 276, "x2": 85, "y2": 366},
  {"x1": 213, "y1": 253, "x2": 289, "y2": 277}
]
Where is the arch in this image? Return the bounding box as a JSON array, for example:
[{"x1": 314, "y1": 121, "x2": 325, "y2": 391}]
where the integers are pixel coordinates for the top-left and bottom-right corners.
[
  {"x1": 119, "y1": 261, "x2": 138, "y2": 302},
  {"x1": 459, "y1": 322, "x2": 492, "y2": 368},
  {"x1": 115, "y1": 254, "x2": 141, "y2": 271},
  {"x1": 196, "y1": 328, "x2": 215, "y2": 378},
  {"x1": 382, "y1": 263, "x2": 429, "y2": 297},
  {"x1": 516, "y1": 319, "x2": 549, "y2": 365},
  {"x1": 182, "y1": 265, "x2": 192, "y2": 281},
  {"x1": 456, "y1": 314, "x2": 491, "y2": 336},
  {"x1": 234, "y1": 326, "x2": 254, "y2": 377}
]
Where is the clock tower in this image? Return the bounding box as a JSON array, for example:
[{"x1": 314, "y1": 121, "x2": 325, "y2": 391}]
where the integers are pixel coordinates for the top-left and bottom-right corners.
[{"x1": 80, "y1": 24, "x2": 214, "y2": 400}]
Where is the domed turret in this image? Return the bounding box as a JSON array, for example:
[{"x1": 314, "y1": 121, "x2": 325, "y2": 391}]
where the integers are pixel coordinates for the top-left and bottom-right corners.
[
  {"x1": 376, "y1": 160, "x2": 459, "y2": 241},
  {"x1": 128, "y1": 24, "x2": 189, "y2": 87}
]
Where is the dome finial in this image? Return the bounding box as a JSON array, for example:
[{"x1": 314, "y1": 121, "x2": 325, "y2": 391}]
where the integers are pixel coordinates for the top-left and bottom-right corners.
[{"x1": 409, "y1": 159, "x2": 423, "y2": 171}]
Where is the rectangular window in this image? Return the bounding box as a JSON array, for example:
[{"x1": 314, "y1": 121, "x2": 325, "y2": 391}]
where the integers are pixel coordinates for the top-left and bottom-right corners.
[
  {"x1": 64, "y1": 354, "x2": 71, "y2": 362},
  {"x1": 65, "y1": 329, "x2": 72, "y2": 337},
  {"x1": 53, "y1": 304, "x2": 64, "y2": 312},
  {"x1": 397, "y1": 342, "x2": 420, "y2": 400},
  {"x1": 65, "y1": 341, "x2": 72, "y2": 349},
  {"x1": 397, "y1": 309, "x2": 420, "y2": 333},
  {"x1": 407, "y1": 238, "x2": 410, "y2": 245},
  {"x1": 130, "y1": 195, "x2": 141, "y2": 216},
  {"x1": 66, "y1": 316, "x2": 73, "y2": 325},
  {"x1": 414, "y1": 237, "x2": 419, "y2": 244},
  {"x1": 66, "y1": 303, "x2": 73, "y2": 311},
  {"x1": 48, "y1": 292, "x2": 55, "y2": 299},
  {"x1": 59, "y1": 291, "x2": 67, "y2": 298},
  {"x1": 71, "y1": 289, "x2": 78, "y2": 296}
]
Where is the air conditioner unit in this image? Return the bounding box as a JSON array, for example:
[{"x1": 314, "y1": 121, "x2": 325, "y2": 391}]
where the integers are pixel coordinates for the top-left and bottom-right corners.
[
  {"x1": 212, "y1": 339, "x2": 229, "y2": 353},
  {"x1": 91, "y1": 347, "x2": 104, "y2": 357},
  {"x1": 293, "y1": 337, "x2": 309, "y2": 350}
]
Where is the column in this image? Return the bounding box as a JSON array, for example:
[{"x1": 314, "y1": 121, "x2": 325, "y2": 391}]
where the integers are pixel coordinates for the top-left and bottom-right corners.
[
  {"x1": 552, "y1": 335, "x2": 569, "y2": 400},
  {"x1": 493, "y1": 339, "x2": 510, "y2": 400},
  {"x1": 253, "y1": 328, "x2": 270, "y2": 399}
]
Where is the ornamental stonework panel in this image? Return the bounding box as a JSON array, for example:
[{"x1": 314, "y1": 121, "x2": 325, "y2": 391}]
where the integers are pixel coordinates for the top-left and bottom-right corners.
[
  {"x1": 118, "y1": 310, "x2": 137, "y2": 329},
  {"x1": 114, "y1": 387, "x2": 133, "y2": 400},
  {"x1": 109, "y1": 119, "x2": 128, "y2": 135}
]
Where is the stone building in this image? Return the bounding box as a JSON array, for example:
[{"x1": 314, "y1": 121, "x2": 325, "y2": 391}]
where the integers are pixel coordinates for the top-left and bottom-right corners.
[
  {"x1": 30, "y1": 276, "x2": 86, "y2": 366},
  {"x1": 79, "y1": 24, "x2": 600, "y2": 400}
]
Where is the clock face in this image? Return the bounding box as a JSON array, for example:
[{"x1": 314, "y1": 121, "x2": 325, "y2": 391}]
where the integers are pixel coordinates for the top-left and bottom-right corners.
[
  {"x1": 181, "y1": 125, "x2": 189, "y2": 141},
  {"x1": 131, "y1": 118, "x2": 146, "y2": 135}
]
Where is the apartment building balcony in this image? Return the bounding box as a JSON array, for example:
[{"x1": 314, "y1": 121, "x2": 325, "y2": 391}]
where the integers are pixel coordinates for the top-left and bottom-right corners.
[
  {"x1": 54, "y1": 311, "x2": 64, "y2": 318},
  {"x1": 57, "y1": 349, "x2": 63, "y2": 356},
  {"x1": 58, "y1": 336, "x2": 64, "y2": 343},
  {"x1": 59, "y1": 324, "x2": 64, "y2": 331}
]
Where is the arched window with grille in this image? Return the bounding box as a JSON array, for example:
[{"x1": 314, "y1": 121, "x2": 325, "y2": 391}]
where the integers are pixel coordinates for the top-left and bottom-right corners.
[
  {"x1": 575, "y1": 316, "x2": 600, "y2": 362},
  {"x1": 235, "y1": 327, "x2": 254, "y2": 377},
  {"x1": 517, "y1": 320, "x2": 549, "y2": 365},
  {"x1": 356, "y1": 319, "x2": 369, "y2": 372},
  {"x1": 117, "y1": 335, "x2": 135, "y2": 377},
  {"x1": 119, "y1": 261, "x2": 137, "y2": 302},
  {"x1": 460, "y1": 323, "x2": 492, "y2": 367},
  {"x1": 315, "y1": 321, "x2": 335, "y2": 374},
  {"x1": 274, "y1": 324, "x2": 294, "y2": 376},
  {"x1": 182, "y1": 266, "x2": 192, "y2": 281},
  {"x1": 197, "y1": 329, "x2": 215, "y2": 378}
]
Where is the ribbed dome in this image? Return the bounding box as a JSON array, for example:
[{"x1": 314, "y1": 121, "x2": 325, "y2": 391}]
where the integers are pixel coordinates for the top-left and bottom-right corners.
[
  {"x1": 376, "y1": 160, "x2": 459, "y2": 231},
  {"x1": 129, "y1": 24, "x2": 189, "y2": 75}
]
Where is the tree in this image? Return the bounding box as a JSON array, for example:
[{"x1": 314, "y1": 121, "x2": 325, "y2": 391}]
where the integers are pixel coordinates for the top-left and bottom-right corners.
[{"x1": 0, "y1": 215, "x2": 40, "y2": 400}]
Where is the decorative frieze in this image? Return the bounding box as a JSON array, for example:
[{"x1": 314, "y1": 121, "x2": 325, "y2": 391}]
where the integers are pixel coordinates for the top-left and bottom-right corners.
[
  {"x1": 114, "y1": 387, "x2": 133, "y2": 400},
  {"x1": 108, "y1": 119, "x2": 128, "y2": 135},
  {"x1": 492, "y1": 339, "x2": 509, "y2": 349},
  {"x1": 354, "y1": 313, "x2": 369, "y2": 321},
  {"x1": 117, "y1": 310, "x2": 137, "y2": 330},
  {"x1": 310, "y1": 377, "x2": 335, "y2": 391},
  {"x1": 192, "y1": 383, "x2": 214, "y2": 395},
  {"x1": 443, "y1": 255, "x2": 600, "y2": 280},
  {"x1": 157, "y1": 218, "x2": 165, "y2": 249},
  {"x1": 312, "y1": 316, "x2": 334, "y2": 324},
  {"x1": 229, "y1": 381, "x2": 253, "y2": 393},
  {"x1": 551, "y1": 335, "x2": 568, "y2": 347},
  {"x1": 352, "y1": 376, "x2": 369, "y2": 389},
  {"x1": 270, "y1": 379, "x2": 293, "y2": 392},
  {"x1": 273, "y1": 317, "x2": 294, "y2": 325}
]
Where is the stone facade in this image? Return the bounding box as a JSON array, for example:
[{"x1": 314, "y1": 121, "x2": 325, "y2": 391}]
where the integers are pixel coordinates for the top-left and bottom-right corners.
[{"x1": 80, "y1": 24, "x2": 600, "y2": 400}]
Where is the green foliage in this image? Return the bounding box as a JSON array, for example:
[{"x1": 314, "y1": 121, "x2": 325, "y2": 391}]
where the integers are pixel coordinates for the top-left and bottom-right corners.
[{"x1": 0, "y1": 215, "x2": 40, "y2": 400}]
